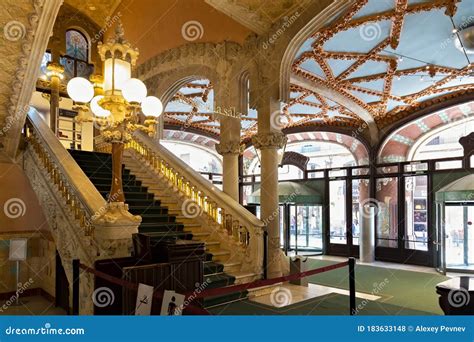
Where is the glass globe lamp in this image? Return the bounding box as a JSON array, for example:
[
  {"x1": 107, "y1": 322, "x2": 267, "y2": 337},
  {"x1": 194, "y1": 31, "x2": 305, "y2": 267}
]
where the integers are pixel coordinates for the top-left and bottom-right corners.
[
  {"x1": 141, "y1": 96, "x2": 163, "y2": 117},
  {"x1": 66, "y1": 77, "x2": 94, "y2": 104},
  {"x1": 122, "y1": 78, "x2": 147, "y2": 104}
]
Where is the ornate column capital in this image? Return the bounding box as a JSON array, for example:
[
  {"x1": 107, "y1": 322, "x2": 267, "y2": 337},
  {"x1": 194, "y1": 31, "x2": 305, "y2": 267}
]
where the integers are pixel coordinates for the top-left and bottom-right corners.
[
  {"x1": 251, "y1": 132, "x2": 287, "y2": 150},
  {"x1": 215, "y1": 141, "x2": 244, "y2": 155}
]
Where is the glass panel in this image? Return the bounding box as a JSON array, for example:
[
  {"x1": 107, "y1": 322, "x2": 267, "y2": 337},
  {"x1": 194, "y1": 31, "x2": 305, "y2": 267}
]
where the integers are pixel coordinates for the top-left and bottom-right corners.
[
  {"x1": 289, "y1": 205, "x2": 297, "y2": 250},
  {"x1": 329, "y1": 169, "x2": 346, "y2": 177},
  {"x1": 60, "y1": 56, "x2": 94, "y2": 81},
  {"x1": 404, "y1": 176, "x2": 428, "y2": 251},
  {"x1": 66, "y1": 30, "x2": 88, "y2": 61},
  {"x1": 39, "y1": 51, "x2": 51, "y2": 76},
  {"x1": 307, "y1": 171, "x2": 324, "y2": 179},
  {"x1": 279, "y1": 205, "x2": 285, "y2": 249},
  {"x1": 377, "y1": 165, "x2": 398, "y2": 174},
  {"x1": 376, "y1": 177, "x2": 398, "y2": 247},
  {"x1": 435, "y1": 160, "x2": 463, "y2": 170},
  {"x1": 352, "y1": 179, "x2": 369, "y2": 245},
  {"x1": 278, "y1": 165, "x2": 303, "y2": 180},
  {"x1": 295, "y1": 206, "x2": 323, "y2": 253},
  {"x1": 352, "y1": 168, "x2": 369, "y2": 176},
  {"x1": 404, "y1": 163, "x2": 427, "y2": 172},
  {"x1": 471, "y1": 155, "x2": 474, "y2": 168},
  {"x1": 330, "y1": 180, "x2": 346, "y2": 244},
  {"x1": 241, "y1": 185, "x2": 255, "y2": 206},
  {"x1": 445, "y1": 206, "x2": 474, "y2": 269}
]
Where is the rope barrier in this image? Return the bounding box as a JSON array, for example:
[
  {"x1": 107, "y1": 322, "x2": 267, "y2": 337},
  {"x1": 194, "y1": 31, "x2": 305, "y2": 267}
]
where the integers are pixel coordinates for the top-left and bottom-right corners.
[
  {"x1": 186, "y1": 260, "x2": 349, "y2": 299},
  {"x1": 77, "y1": 259, "x2": 353, "y2": 315},
  {"x1": 78, "y1": 263, "x2": 210, "y2": 315}
]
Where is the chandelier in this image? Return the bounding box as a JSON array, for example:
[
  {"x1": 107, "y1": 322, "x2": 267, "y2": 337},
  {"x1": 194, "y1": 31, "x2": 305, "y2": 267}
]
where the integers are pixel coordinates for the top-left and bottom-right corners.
[{"x1": 66, "y1": 23, "x2": 162, "y2": 203}]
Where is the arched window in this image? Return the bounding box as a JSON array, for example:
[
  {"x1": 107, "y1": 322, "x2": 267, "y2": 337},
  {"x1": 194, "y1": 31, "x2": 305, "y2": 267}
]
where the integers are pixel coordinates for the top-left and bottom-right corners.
[
  {"x1": 65, "y1": 29, "x2": 89, "y2": 61},
  {"x1": 62, "y1": 29, "x2": 93, "y2": 80}
]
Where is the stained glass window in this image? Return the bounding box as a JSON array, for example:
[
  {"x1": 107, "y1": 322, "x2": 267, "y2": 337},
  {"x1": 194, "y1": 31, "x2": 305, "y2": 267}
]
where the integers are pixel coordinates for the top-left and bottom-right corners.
[
  {"x1": 39, "y1": 51, "x2": 51, "y2": 76},
  {"x1": 65, "y1": 29, "x2": 89, "y2": 61}
]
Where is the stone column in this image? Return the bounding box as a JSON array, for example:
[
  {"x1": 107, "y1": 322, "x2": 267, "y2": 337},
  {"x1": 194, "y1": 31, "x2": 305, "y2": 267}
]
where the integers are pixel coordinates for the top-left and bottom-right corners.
[
  {"x1": 215, "y1": 141, "x2": 242, "y2": 201},
  {"x1": 252, "y1": 132, "x2": 287, "y2": 278},
  {"x1": 214, "y1": 85, "x2": 242, "y2": 201}
]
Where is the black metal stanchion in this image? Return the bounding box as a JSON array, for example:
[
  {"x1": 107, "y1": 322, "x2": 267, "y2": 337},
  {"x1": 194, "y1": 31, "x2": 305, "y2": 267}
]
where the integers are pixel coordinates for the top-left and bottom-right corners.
[
  {"x1": 72, "y1": 259, "x2": 80, "y2": 315},
  {"x1": 349, "y1": 257, "x2": 356, "y2": 315},
  {"x1": 263, "y1": 231, "x2": 268, "y2": 280}
]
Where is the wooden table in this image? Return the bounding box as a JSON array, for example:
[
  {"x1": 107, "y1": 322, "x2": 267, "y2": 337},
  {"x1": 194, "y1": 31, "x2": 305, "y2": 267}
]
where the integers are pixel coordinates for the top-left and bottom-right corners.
[{"x1": 436, "y1": 277, "x2": 474, "y2": 315}]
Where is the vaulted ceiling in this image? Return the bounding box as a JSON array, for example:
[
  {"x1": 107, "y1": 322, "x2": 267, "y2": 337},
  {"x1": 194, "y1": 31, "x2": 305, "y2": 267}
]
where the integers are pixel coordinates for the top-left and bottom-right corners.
[
  {"x1": 63, "y1": 0, "x2": 122, "y2": 26},
  {"x1": 204, "y1": 0, "x2": 312, "y2": 34},
  {"x1": 287, "y1": 0, "x2": 474, "y2": 134},
  {"x1": 162, "y1": 0, "x2": 474, "y2": 143}
]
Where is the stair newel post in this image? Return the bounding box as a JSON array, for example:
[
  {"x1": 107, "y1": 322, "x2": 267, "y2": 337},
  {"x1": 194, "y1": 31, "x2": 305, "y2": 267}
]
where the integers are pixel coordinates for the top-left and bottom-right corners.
[{"x1": 110, "y1": 142, "x2": 126, "y2": 203}]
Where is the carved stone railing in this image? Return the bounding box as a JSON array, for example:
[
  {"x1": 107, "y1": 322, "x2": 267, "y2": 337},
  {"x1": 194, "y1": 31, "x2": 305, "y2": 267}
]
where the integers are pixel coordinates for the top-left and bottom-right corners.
[
  {"x1": 25, "y1": 109, "x2": 107, "y2": 236},
  {"x1": 127, "y1": 131, "x2": 266, "y2": 276},
  {"x1": 24, "y1": 108, "x2": 140, "y2": 313}
]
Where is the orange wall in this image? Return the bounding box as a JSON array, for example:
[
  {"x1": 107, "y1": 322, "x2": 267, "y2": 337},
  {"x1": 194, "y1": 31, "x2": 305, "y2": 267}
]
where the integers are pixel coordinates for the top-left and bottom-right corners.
[
  {"x1": 0, "y1": 163, "x2": 49, "y2": 233},
  {"x1": 110, "y1": 0, "x2": 251, "y2": 63}
]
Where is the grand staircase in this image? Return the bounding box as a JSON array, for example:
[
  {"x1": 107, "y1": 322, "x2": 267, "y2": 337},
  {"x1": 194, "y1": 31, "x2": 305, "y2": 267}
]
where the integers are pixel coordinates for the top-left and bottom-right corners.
[{"x1": 69, "y1": 149, "x2": 247, "y2": 307}]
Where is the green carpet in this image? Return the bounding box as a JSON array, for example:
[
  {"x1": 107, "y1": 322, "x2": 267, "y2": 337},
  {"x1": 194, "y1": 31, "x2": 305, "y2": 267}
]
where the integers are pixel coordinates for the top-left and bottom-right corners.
[
  {"x1": 307, "y1": 259, "x2": 449, "y2": 315},
  {"x1": 209, "y1": 260, "x2": 449, "y2": 316}
]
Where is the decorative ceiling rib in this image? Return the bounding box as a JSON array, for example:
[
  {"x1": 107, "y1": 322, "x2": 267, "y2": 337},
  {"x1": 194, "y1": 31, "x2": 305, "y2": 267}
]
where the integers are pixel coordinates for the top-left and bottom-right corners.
[
  {"x1": 288, "y1": 0, "x2": 474, "y2": 130},
  {"x1": 163, "y1": 79, "x2": 257, "y2": 139}
]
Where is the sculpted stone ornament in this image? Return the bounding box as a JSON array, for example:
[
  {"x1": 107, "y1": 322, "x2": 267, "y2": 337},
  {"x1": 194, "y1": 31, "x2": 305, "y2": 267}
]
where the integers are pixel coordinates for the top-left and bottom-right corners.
[
  {"x1": 251, "y1": 131, "x2": 288, "y2": 150},
  {"x1": 92, "y1": 202, "x2": 141, "y2": 225},
  {"x1": 215, "y1": 141, "x2": 245, "y2": 155},
  {"x1": 101, "y1": 130, "x2": 131, "y2": 143},
  {"x1": 92, "y1": 202, "x2": 141, "y2": 257}
]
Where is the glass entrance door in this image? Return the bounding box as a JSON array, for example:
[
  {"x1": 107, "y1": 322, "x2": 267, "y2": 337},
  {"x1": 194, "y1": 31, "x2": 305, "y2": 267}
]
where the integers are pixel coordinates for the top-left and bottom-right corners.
[
  {"x1": 445, "y1": 204, "x2": 474, "y2": 271},
  {"x1": 286, "y1": 204, "x2": 322, "y2": 255}
]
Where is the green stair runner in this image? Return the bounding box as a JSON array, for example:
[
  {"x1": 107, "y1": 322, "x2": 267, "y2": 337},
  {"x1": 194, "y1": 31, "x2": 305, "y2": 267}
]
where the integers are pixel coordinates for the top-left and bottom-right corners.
[{"x1": 69, "y1": 150, "x2": 246, "y2": 308}]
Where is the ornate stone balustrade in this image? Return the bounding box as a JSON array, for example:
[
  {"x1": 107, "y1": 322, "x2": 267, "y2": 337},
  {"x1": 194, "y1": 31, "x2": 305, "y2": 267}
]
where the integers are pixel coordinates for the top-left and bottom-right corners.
[
  {"x1": 127, "y1": 131, "x2": 266, "y2": 276},
  {"x1": 24, "y1": 108, "x2": 140, "y2": 313}
]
